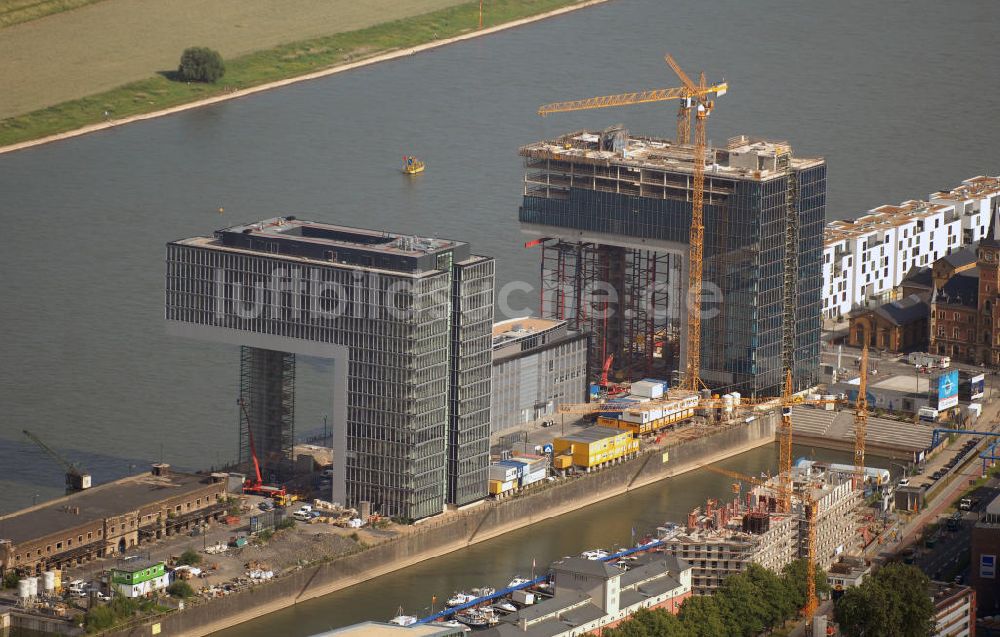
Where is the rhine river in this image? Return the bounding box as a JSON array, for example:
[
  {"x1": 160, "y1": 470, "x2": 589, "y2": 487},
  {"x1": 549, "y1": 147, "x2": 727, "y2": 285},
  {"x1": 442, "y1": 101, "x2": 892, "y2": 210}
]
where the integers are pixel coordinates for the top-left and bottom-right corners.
[{"x1": 0, "y1": 0, "x2": 996, "y2": 630}]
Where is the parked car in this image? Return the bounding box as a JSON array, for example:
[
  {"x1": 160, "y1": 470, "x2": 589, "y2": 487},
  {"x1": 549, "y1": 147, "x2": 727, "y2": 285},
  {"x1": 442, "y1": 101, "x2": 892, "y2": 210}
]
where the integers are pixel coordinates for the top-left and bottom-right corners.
[
  {"x1": 258, "y1": 499, "x2": 275, "y2": 511},
  {"x1": 898, "y1": 478, "x2": 910, "y2": 487}
]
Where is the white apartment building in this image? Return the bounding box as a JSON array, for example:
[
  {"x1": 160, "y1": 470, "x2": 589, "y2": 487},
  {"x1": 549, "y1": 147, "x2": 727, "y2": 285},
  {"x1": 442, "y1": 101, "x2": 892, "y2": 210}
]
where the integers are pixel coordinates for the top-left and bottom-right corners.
[{"x1": 822, "y1": 176, "x2": 1000, "y2": 319}]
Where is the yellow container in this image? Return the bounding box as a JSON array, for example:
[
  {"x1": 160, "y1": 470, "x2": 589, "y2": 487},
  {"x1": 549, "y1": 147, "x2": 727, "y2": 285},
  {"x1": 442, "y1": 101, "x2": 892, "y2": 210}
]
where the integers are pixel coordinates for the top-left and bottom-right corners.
[
  {"x1": 489, "y1": 479, "x2": 516, "y2": 495},
  {"x1": 553, "y1": 455, "x2": 573, "y2": 470},
  {"x1": 553, "y1": 426, "x2": 638, "y2": 469}
]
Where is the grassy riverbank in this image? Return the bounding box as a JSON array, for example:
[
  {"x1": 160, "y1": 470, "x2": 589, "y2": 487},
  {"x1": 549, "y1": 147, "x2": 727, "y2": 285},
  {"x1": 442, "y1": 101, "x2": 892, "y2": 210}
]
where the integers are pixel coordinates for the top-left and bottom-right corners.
[
  {"x1": 0, "y1": 0, "x2": 105, "y2": 28},
  {"x1": 0, "y1": 0, "x2": 590, "y2": 147}
]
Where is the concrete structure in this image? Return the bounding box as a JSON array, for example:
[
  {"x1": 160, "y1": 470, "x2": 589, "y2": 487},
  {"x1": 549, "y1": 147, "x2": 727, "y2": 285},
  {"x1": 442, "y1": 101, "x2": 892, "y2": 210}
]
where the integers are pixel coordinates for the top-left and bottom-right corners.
[
  {"x1": 520, "y1": 130, "x2": 825, "y2": 396},
  {"x1": 795, "y1": 466, "x2": 863, "y2": 566},
  {"x1": 166, "y1": 217, "x2": 495, "y2": 520},
  {"x1": 480, "y1": 553, "x2": 691, "y2": 636},
  {"x1": 971, "y1": 494, "x2": 1000, "y2": 616},
  {"x1": 658, "y1": 514, "x2": 799, "y2": 595},
  {"x1": 929, "y1": 581, "x2": 975, "y2": 637},
  {"x1": 659, "y1": 463, "x2": 862, "y2": 595},
  {"x1": 0, "y1": 465, "x2": 227, "y2": 576},
  {"x1": 848, "y1": 292, "x2": 930, "y2": 352},
  {"x1": 823, "y1": 175, "x2": 1000, "y2": 319},
  {"x1": 491, "y1": 317, "x2": 587, "y2": 433}
]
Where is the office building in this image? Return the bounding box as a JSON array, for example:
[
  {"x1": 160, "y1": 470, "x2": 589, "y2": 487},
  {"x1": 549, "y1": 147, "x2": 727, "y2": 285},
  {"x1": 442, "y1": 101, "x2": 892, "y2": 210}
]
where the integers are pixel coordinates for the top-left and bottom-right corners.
[{"x1": 165, "y1": 217, "x2": 494, "y2": 520}]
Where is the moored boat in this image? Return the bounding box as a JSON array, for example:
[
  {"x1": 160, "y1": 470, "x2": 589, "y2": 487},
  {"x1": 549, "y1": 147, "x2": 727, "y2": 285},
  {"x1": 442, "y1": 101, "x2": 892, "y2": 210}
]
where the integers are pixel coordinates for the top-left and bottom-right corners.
[
  {"x1": 447, "y1": 591, "x2": 477, "y2": 607},
  {"x1": 402, "y1": 155, "x2": 425, "y2": 174}
]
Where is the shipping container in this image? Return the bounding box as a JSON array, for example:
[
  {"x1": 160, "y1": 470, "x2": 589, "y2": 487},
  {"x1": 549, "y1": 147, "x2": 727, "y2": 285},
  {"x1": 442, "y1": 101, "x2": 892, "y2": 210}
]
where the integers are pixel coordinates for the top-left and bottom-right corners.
[
  {"x1": 489, "y1": 479, "x2": 517, "y2": 496},
  {"x1": 553, "y1": 426, "x2": 639, "y2": 469},
  {"x1": 511, "y1": 453, "x2": 548, "y2": 475},
  {"x1": 499, "y1": 459, "x2": 529, "y2": 478},
  {"x1": 489, "y1": 463, "x2": 519, "y2": 483},
  {"x1": 631, "y1": 379, "x2": 665, "y2": 399},
  {"x1": 553, "y1": 455, "x2": 573, "y2": 470},
  {"x1": 521, "y1": 468, "x2": 548, "y2": 487}
]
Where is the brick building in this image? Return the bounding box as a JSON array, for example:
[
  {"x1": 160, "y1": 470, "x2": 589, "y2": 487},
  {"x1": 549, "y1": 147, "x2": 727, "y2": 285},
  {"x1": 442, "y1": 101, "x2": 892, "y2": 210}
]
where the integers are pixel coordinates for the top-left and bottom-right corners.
[
  {"x1": 0, "y1": 465, "x2": 228, "y2": 576},
  {"x1": 848, "y1": 292, "x2": 929, "y2": 352},
  {"x1": 930, "y1": 216, "x2": 1000, "y2": 364}
]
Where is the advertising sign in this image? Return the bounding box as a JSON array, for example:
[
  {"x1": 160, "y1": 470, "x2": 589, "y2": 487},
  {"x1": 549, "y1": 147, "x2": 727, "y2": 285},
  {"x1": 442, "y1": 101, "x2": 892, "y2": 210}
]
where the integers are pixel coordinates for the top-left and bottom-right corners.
[
  {"x1": 981, "y1": 554, "x2": 996, "y2": 579},
  {"x1": 937, "y1": 370, "x2": 959, "y2": 410}
]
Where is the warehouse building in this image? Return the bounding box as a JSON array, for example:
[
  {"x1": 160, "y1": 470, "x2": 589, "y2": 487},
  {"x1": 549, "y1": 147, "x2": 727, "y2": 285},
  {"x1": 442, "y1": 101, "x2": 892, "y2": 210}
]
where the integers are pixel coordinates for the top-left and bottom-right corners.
[
  {"x1": 166, "y1": 217, "x2": 495, "y2": 520},
  {"x1": 552, "y1": 426, "x2": 639, "y2": 472},
  {"x1": 490, "y1": 317, "x2": 587, "y2": 433},
  {"x1": 0, "y1": 465, "x2": 227, "y2": 576}
]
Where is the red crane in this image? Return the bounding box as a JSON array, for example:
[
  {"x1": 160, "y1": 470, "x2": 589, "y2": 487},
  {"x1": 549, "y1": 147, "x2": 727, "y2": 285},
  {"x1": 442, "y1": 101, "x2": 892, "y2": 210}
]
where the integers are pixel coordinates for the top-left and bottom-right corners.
[{"x1": 238, "y1": 398, "x2": 286, "y2": 499}]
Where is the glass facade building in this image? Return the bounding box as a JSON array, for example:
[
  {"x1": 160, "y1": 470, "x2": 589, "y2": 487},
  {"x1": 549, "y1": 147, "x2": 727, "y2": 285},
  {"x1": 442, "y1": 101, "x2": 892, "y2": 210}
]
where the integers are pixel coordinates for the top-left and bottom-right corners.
[
  {"x1": 165, "y1": 217, "x2": 494, "y2": 520},
  {"x1": 519, "y1": 132, "x2": 825, "y2": 397}
]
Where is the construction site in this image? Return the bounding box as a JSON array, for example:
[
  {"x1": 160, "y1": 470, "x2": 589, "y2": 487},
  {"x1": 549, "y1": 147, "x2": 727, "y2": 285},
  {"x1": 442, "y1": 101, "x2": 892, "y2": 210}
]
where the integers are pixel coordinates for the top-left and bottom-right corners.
[
  {"x1": 659, "y1": 461, "x2": 863, "y2": 596},
  {"x1": 521, "y1": 55, "x2": 825, "y2": 397}
]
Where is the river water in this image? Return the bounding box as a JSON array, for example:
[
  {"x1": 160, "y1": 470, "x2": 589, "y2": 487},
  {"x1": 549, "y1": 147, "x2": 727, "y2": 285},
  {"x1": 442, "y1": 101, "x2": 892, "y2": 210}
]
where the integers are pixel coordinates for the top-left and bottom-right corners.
[{"x1": 0, "y1": 0, "x2": 995, "y2": 628}]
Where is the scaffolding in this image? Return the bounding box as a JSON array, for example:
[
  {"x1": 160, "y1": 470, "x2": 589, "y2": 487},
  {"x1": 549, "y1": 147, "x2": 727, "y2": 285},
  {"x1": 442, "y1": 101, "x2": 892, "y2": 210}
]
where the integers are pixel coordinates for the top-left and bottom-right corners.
[
  {"x1": 540, "y1": 240, "x2": 678, "y2": 381},
  {"x1": 238, "y1": 346, "x2": 295, "y2": 481}
]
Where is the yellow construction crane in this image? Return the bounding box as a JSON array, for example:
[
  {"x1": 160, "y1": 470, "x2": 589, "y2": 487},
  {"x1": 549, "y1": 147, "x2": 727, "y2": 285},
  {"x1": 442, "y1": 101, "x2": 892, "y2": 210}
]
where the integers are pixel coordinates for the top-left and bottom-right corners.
[
  {"x1": 778, "y1": 369, "x2": 795, "y2": 512},
  {"x1": 705, "y1": 465, "x2": 818, "y2": 627},
  {"x1": 854, "y1": 345, "x2": 869, "y2": 490},
  {"x1": 537, "y1": 54, "x2": 727, "y2": 392}
]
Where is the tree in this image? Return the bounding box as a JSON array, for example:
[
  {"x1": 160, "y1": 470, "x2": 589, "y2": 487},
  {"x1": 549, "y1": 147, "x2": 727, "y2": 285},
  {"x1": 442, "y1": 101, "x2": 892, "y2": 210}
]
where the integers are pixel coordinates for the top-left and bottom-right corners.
[
  {"x1": 167, "y1": 581, "x2": 194, "y2": 599},
  {"x1": 678, "y1": 595, "x2": 726, "y2": 637},
  {"x1": 177, "y1": 47, "x2": 225, "y2": 83},
  {"x1": 781, "y1": 558, "x2": 831, "y2": 610},
  {"x1": 835, "y1": 563, "x2": 934, "y2": 637},
  {"x1": 177, "y1": 548, "x2": 202, "y2": 566},
  {"x1": 631, "y1": 608, "x2": 692, "y2": 637},
  {"x1": 2, "y1": 571, "x2": 19, "y2": 589}
]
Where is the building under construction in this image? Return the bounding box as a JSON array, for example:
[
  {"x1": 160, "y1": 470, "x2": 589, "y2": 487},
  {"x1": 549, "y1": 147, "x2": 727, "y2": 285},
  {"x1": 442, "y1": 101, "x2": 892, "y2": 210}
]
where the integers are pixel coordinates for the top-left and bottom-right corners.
[
  {"x1": 657, "y1": 464, "x2": 861, "y2": 594},
  {"x1": 519, "y1": 129, "x2": 826, "y2": 396}
]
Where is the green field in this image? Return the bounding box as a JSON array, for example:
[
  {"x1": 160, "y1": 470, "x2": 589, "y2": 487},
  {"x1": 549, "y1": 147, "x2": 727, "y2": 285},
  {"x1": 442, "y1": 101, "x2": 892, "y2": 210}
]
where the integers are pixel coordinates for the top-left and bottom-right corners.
[{"x1": 0, "y1": 0, "x2": 588, "y2": 147}]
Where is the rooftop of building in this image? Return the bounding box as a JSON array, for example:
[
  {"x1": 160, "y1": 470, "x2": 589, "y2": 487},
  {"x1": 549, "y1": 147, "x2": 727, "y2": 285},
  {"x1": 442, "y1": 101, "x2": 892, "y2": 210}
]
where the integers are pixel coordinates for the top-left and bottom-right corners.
[
  {"x1": 619, "y1": 553, "x2": 690, "y2": 588},
  {"x1": 824, "y1": 200, "x2": 956, "y2": 245},
  {"x1": 940, "y1": 247, "x2": 978, "y2": 269},
  {"x1": 932, "y1": 269, "x2": 980, "y2": 308},
  {"x1": 931, "y1": 176, "x2": 1000, "y2": 202},
  {"x1": 484, "y1": 600, "x2": 605, "y2": 637},
  {"x1": 316, "y1": 623, "x2": 462, "y2": 636},
  {"x1": 520, "y1": 130, "x2": 822, "y2": 181},
  {"x1": 0, "y1": 469, "x2": 221, "y2": 545},
  {"x1": 492, "y1": 317, "x2": 569, "y2": 348},
  {"x1": 111, "y1": 556, "x2": 163, "y2": 573},
  {"x1": 928, "y1": 581, "x2": 973, "y2": 611},
  {"x1": 173, "y1": 217, "x2": 480, "y2": 276},
  {"x1": 553, "y1": 556, "x2": 624, "y2": 579},
  {"x1": 854, "y1": 292, "x2": 930, "y2": 327},
  {"x1": 556, "y1": 426, "x2": 627, "y2": 444},
  {"x1": 902, "y1": 266, "x2": 933, "y2": 291},
  {"x1": 824, "y1": 176, "x2": 1000, "y2": 247}
]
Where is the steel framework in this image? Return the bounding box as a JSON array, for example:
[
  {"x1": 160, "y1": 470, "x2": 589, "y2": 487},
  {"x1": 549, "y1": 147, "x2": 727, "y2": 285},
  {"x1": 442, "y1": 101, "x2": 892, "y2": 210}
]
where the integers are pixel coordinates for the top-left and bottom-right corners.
[{"x1": 238, "y1": 346, "x2": 296, "y2": 480}]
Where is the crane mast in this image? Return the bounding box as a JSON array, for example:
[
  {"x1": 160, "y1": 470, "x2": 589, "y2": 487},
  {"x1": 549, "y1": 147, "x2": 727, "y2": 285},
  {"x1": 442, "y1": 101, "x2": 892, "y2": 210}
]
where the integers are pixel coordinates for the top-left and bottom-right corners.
[
  {"x1": 706, "y1": 465, "x2": 818, "y2": 627},
  {"x1": 536, "y1": 53, "x2": 725, "y2": 391},
  {"x1": 854, "y1": 345, "x2": 869, "y2": 490}
]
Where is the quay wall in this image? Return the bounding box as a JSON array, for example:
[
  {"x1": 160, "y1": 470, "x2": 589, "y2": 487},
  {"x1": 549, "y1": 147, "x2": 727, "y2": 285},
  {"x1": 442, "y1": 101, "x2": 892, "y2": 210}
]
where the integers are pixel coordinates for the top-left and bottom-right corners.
[{"x1": 106, "y1": 415, "x2": 777, "y2": 637}]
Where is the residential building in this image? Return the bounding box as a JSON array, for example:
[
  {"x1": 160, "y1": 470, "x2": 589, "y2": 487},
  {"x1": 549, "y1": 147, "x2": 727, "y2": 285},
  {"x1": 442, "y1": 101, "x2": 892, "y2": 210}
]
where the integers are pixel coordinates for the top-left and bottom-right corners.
[
  {"x1": 165, "y1": 217, "x2": 495, "y2": 520},
  {"x1": 520, "y1": 130, "x2": 825, "y2": 396},
  {"x1": 823, "y1": 176, "x2": 1000, "y2": 319},
  {"x1": 827, "y1": 556, "x2": 870, "y2": 597},
  {"x1": 480, "y1": 553, "x2": 692, "y2": 636},
  {"x1": 491, "y1": 317, "x2": 588, "y2": 433},
  {"x1": 970, "y1": 494, "x2": 1000, "y2": 616},
  {"x1": 929, "y1": 581, "x2": 975, "y2": 637}
]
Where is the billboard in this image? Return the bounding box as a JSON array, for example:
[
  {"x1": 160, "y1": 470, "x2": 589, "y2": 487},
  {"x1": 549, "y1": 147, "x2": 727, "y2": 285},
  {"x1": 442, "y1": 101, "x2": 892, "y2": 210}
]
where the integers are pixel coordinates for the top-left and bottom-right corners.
[
  {"x1": 937, "y1": 370, "x2": 959, "y2": 410},
  {"x1": 981, "y1": 554, "x2": 996, "y2": 579}
]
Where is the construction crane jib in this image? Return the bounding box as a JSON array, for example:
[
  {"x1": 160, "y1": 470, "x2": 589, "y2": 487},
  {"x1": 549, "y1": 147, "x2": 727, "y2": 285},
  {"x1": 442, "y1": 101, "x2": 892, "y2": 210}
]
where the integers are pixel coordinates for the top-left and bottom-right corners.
[{"x1": 536, "y1": 53, "x2": 727, "y2": 393}]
